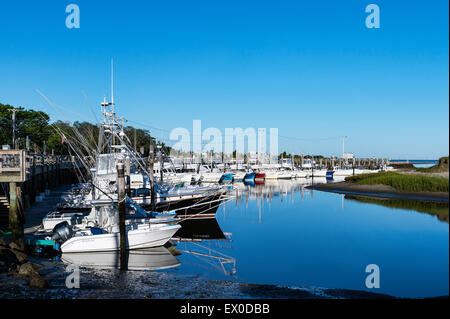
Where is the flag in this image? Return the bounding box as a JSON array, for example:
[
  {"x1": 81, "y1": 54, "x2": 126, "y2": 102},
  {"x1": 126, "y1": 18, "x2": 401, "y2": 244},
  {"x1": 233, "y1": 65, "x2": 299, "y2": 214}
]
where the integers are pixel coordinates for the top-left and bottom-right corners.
[{"x1": 61, "y1": 134, "x2": 66, "y2": 144}]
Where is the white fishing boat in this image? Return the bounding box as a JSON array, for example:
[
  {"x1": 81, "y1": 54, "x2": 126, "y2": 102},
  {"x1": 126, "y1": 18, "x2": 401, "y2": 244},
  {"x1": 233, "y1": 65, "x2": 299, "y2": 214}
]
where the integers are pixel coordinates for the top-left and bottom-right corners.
[
  {"x1": 264, "y1": 170, "x2": 279, "y2": 180},
  {"x1": 60, "y1": 222, "x2": 181, "y2": 253},
  {"x1": 231, "y1": 171, "x2": 246, "y2": 182},
  {"x1": 277, "y1": 169, "x2": 294, "y2": 179},
  {"x1": 42, "y1": 197, "x2": 178, "y2": 232},
  {"x1": 200, "y1": 172, "x2": 223, "y2": 183},
  {"x1": 294, "y1": 170, "x2": 309, "y2": 178}
]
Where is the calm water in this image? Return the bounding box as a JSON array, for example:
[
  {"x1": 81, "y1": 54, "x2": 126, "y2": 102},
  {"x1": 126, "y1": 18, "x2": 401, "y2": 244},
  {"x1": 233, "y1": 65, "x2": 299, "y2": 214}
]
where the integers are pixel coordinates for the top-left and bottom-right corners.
[{"x1": 166, "y1": 179, "x2": 448, "y2": 298}]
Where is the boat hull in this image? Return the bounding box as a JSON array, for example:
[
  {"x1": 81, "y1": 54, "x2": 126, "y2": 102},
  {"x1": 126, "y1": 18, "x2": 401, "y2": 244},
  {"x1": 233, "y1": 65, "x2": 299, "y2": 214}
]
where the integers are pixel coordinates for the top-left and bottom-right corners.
[
  {"x1": 61, "y1": 224, "x2": 181, "y2": 253},
  {"x1": 254, "y1": 173, "x2": 265, "y2": 184},
  {"x1": 133, "y1": 192, "x2": 225, "y2": 219}
]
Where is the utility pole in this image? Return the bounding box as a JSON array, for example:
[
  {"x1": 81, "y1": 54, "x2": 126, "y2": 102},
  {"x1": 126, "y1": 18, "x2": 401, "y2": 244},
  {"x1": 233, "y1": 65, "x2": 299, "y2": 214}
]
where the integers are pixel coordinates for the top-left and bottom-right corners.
[
  {"x1": 116, "y1": 162, "x2": 127, "y2": 270},
  {"x1": 9, "y1": 108, "x2": 17, "y2": 149}
]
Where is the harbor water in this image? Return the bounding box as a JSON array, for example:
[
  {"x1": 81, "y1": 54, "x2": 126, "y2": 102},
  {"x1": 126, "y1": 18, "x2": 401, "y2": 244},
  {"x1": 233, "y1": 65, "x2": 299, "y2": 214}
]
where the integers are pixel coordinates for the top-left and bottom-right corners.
[
  {"x1": 1, "y1": 179, "x2": 447, "y2": 298},
  {"x1": 168, "y1": 179, "x2": 448, "y2": 298}
]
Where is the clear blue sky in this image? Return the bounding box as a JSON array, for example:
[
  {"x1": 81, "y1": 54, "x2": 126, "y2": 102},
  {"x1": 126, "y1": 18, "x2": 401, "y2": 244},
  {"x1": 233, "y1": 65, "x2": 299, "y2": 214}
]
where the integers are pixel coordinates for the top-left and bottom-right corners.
[{"x1": 0, "y1": 0, "x2": 448, "y2": 159}]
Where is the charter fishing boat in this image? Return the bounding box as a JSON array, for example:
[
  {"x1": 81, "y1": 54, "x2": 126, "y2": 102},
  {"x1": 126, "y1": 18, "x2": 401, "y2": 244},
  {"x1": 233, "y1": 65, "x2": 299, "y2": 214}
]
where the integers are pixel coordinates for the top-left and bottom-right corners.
[
  {"x1": 130, "y1": 184, "x2": 230, "y2": 219},
  {"x1": 293, "y1": 169, "x2": 309, "y2": 178},
  {"x1": 41, "y1": 197, "x2": 179, "y2": 232},
  {"x1": 264, "y1": 170, "x2": 279, "y2": 180},
  {"x1": 47, "y1": 200, "x2": 181, "y2": 253},
  {"x1": 51, "y1": 69, "x2": 230, "y2": 223},
  {"x1": 59, "y1": 222, "x2": 180, "y2": 253},
  {"x1": 277, "y1": 169, "x2": 294, "y2": 180}
]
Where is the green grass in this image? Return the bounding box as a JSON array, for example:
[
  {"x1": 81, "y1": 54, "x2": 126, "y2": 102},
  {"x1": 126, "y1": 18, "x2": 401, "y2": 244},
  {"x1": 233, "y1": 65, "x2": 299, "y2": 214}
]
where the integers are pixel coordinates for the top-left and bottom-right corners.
[{"x1": 345, "y1": 171, "x2": 449, "y2": 192}]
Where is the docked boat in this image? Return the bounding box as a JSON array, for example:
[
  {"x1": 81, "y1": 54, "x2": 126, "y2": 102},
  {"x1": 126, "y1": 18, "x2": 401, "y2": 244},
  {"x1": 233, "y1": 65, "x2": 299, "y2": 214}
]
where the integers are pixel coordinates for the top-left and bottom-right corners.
[
  {"x1": 219, "y1": 173, "x2": 234, "y2": 184},
  {"x1": 294, "y1": 170, "x2": 309, "y2": 178},
  {"x1": 277, "y1": 169, "x2": 294, "y2": 180},
  {"x1": 264, "y1": 170, "x2": 279, "y2": 180},
  {"x1": 130, "y1": 185, "x2": 229, "y2": 219},
  {"x1": 243, "y1": 172, "x2": 256, "y2": 182},
  {"x1": 254, "y1": 173, "x2": 265, "y2": 184},
  {"x1": 46, "y1": 199, "x2": 182, "y2": 253},
  {"x1": 60, "y1": 222, "x2": 181, "y2": 253},
  {"x1": 41, "y1": 197, "x2": 178, "y2": 232},
  {"x1": 201, "y1": 172, "x2": 223, "y2": 183}
]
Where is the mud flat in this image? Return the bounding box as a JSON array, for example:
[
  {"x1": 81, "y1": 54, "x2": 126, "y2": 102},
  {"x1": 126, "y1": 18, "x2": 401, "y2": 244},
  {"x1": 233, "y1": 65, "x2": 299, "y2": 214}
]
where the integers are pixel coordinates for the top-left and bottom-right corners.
[{"x1": 0, "y1": 261, "x2": 398, "y2": 299}]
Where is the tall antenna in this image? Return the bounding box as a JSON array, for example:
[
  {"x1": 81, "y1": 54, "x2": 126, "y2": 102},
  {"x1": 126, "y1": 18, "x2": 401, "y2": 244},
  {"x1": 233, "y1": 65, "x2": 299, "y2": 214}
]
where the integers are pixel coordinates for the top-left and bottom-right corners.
[{"x1": 111, "y1": 58, "x2": 114, "y2": 112}]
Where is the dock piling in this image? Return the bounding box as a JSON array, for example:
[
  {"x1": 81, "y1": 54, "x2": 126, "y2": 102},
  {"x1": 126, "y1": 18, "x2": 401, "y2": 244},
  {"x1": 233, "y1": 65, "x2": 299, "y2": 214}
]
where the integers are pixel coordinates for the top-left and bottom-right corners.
[{"x1": 116, "y1": 162, "x2": 127, "y2": 270}]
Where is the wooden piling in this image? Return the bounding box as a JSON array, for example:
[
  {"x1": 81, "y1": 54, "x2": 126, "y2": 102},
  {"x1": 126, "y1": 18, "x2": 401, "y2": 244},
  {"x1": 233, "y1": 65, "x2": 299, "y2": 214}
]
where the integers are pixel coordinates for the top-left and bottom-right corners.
[
  {"x1": 125, "y1": 156, "x2": 131, "y2": 197},
  {"x1": 116, "y1": 162, "x2": 127, "y2": 270},
  {"x1": 9, "y1": 182, "x2": 25, "y2": 250},
  {"x1": 149, "y1": 143, "x2": 156, "y2": 211},
  {"x1": 159, "y1": 149, "x2": 163, "y2": 182}
]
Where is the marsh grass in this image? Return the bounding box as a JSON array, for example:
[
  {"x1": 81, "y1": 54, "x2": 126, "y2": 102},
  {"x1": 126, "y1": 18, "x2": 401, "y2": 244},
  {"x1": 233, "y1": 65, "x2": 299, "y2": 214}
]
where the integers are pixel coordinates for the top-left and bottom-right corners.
[{"x1": 345, "y1": 172, "x2": 449, "y2": 193}]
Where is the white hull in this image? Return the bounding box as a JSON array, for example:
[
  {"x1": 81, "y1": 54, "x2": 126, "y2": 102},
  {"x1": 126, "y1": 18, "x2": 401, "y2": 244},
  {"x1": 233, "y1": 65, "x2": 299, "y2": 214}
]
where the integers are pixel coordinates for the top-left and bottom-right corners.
[
  {"x1": 231, "y1": 171, "x2": 246, "y2": 181},
  {"x1": 264, "y1": 171, "x2": 279, "y2": 180},
  {"x1": 61, "y1": 224, "x2": 181, "y2": 253},
  {"x1": 277, "y1": 171, "x2": 294, "y2": 179},
  {"x1": 200, "y1": 172, "x2": 223, "y2": 183},
  {"x1": 294, "y1": 170, "x2": 309, "y2": 178}
]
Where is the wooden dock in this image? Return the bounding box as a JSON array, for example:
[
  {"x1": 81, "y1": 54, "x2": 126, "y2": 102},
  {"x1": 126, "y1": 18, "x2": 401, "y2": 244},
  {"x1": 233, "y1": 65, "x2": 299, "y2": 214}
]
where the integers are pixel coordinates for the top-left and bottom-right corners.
[{"x1": 0, "y1": 150, "x2": 83, "y2": 248}]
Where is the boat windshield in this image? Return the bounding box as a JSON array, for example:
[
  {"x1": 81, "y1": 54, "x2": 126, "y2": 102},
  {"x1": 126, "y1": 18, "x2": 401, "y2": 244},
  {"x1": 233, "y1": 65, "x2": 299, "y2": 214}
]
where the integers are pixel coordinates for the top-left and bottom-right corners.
[{"x1": 96, "y1": 153, "x2": 123, "y2": 175}]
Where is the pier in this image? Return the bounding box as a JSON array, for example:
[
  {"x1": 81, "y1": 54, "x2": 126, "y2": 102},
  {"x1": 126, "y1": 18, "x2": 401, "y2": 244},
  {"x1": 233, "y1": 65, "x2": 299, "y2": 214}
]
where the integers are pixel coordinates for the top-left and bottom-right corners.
[{"x1": 0, "y1": 150, "x2": 82, "y2": 247}]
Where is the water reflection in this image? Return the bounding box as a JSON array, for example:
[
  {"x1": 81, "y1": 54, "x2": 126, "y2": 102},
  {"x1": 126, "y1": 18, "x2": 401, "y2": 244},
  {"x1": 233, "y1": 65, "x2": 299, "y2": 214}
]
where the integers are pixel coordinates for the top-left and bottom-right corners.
[
  {"x1": 59, "y1": 179, "x2": 448, "y2": 297},
  {"x1": 61, "y1": 246, "x2": 181, "y2": 271},
  {"x1": 216, "y1": 179, "x2": 448, "y2": 298},
  {"x1": 173, "y1": 218, "x2": 236, "y2": 276},
  {"x1": 345, "y1": 195, "x2": 449, "y2": 223}
]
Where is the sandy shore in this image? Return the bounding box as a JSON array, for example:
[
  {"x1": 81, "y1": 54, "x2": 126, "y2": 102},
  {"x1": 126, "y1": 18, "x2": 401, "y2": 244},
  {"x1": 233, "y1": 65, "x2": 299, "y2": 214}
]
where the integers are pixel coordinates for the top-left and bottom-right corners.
[{"x1": 308, "y1": 182, "x2": 449, "y2": 202}]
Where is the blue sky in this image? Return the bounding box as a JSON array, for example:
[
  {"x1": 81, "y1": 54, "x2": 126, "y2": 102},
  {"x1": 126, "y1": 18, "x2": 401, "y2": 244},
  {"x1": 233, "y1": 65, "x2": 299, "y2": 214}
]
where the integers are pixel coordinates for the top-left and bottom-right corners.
[{"x1": 0, "y1": 0, "x2": 448, "y2": 158}]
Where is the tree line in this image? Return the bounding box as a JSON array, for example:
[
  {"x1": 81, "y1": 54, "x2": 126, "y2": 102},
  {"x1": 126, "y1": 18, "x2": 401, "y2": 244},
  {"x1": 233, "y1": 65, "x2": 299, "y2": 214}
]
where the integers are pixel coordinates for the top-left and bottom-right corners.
[{"x1": 0, "y1": 103, "x2": 171, "y2": 156}]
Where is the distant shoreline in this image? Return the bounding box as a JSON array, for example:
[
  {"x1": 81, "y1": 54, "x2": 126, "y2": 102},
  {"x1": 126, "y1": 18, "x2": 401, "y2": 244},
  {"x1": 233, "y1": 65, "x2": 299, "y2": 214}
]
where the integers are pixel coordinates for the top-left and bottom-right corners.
[{"x1": 307, "y1": 182, "x2": 449, "y2": 203}]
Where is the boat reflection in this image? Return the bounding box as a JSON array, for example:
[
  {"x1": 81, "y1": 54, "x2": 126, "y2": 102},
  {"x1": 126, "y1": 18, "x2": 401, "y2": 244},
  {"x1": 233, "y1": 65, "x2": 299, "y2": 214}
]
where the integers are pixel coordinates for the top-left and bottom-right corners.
[
  {"x1": 174, "y1": 218, "x2": 226, "y2": 241},
  {"x1": 232, "y1": 179, "x2": 315, "y2": 206},
  {"x1": 61, "y1": 246, "x2": 181, "y2": 271},
  {"x1": 173, "y1": 218, "x2": 236, "y2": 276}
]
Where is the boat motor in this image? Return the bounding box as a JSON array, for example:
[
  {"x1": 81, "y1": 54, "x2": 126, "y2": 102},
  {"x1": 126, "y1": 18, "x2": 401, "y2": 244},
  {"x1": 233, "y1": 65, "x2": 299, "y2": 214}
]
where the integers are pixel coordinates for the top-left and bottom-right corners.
[{"x1": 51, "y1": 221, "x2": 74, "y2": 243}]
